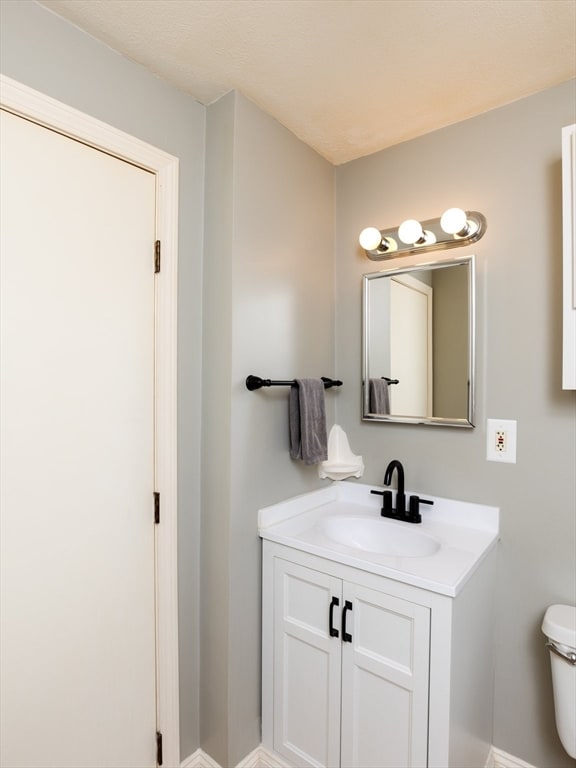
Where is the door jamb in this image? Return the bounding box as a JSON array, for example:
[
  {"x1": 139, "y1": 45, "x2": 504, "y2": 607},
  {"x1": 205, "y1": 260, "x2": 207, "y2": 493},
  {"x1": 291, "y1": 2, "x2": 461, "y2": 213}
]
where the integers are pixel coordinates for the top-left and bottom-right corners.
[{"x1": 0, "y1": 74, "x2": 180, "y2": 767}]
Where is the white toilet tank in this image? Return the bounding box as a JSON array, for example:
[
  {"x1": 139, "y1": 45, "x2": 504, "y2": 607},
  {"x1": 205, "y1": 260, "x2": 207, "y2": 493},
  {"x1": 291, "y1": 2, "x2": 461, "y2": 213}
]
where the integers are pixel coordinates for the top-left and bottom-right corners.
[{"x1": 542, "y1": 604, "x2": 576, "y2": 759}]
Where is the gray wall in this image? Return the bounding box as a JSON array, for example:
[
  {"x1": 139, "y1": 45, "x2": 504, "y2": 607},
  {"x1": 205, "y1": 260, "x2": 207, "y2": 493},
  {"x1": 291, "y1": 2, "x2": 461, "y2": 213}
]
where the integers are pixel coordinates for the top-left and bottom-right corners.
[
  {"x1": 334, "y1": 80, "x2": 576, "y2": 767},
  {"x1": 0, "y1": 1, "x2": 206, "y2": 758},
  {"x1": 202, "y1": 91, "x2": 335, "y2": 766},
  {"x1": 432, "y1": 265, "x2": 469, "y2": 418}
]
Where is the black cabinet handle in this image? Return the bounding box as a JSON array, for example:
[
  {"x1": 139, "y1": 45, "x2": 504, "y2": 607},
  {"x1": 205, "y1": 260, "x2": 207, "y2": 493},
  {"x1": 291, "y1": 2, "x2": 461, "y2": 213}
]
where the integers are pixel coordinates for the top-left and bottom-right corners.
[
  {"x1": 329, "y1": 596, "x2": 340, "y2": 638},
  {"x1": 342, "y1": 600, "x2": 353, "y2": 643}
]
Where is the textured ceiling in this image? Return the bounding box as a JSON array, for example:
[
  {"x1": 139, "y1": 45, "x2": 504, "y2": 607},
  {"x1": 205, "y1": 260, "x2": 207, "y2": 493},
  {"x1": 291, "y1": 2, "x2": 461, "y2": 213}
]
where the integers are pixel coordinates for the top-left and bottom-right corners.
[{"x1": 39, "y1": 0, "x2": 576, "y2": 164}]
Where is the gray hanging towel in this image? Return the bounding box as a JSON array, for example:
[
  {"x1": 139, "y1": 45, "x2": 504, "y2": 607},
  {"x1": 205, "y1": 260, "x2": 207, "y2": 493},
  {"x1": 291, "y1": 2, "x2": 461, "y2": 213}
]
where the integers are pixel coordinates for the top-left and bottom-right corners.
[
  {"x1": 289, "y1": 379, "x2": 328, "y2": 465},
  {"x1": 369, "y1": 378, "x2": 390, "y2": 415}
]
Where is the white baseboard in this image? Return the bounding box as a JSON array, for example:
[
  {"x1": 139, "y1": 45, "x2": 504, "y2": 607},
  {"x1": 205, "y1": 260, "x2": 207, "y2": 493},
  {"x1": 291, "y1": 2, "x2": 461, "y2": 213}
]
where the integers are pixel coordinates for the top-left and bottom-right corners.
[
  {"x1": 485, "y1": 748, "x2": 496, "y2": 768},
  {"x1": 181, "y1": 746, "x2": 291, "y2": 768},
  {"x1": 237, "y1": 746, "x2": 292, "y2": 768},
  {"x1": 183, "y1": 745, "x2": 537, "y2": 768},
  {"x1": 181, "y1": 749, "x2": 222, "y2": 768},
  {"x1": 490, "y1": 747, "x2": 538, "y2": 768}
]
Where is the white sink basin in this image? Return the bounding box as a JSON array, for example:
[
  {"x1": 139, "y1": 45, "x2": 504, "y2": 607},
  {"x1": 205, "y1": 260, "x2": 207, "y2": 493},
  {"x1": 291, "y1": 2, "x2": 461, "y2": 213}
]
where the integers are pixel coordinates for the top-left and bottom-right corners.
[
  {"x1": 258, "y1": 482, "x2": 499, "y2": 596},
  {"x1": 320, "y1": 515, "x2": 440, "y2": 557}
]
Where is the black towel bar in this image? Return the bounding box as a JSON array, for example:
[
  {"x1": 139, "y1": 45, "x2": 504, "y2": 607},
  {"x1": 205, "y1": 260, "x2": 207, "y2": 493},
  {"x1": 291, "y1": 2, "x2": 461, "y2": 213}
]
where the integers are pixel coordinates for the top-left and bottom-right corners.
[
  {"x1": 246, "y1": 375, "x2": 343, "y2": 391},
  {"x1": 382, "y1": 377, "x2": 399, "y2": 385}
]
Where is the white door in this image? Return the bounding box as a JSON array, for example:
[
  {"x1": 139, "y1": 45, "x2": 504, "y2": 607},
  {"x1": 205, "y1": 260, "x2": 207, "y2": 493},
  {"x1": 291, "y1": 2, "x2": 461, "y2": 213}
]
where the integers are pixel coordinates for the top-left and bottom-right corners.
[
  {"x1": 273, "y1": 558, "x2": 342, "y2": 768},
  {"x1": 340, "y1": 584, "x2": 430, "y2": 768},
  {"x1": 1, "y1": 109, "x2": 158, "y2": 767},
  {"x1": 390, "y1": 275, "x2": 433, "y2": 417}
]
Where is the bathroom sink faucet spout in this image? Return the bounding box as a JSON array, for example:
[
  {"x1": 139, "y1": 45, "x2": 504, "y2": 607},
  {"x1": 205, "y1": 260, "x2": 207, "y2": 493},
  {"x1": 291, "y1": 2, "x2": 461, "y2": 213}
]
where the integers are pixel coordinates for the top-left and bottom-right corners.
[
  {"x1": 370, "y1": 459, "x2": 434, "y2": 523},
  {"x1": 384, "y1": 459, "x2": 405, "y2": 515}
]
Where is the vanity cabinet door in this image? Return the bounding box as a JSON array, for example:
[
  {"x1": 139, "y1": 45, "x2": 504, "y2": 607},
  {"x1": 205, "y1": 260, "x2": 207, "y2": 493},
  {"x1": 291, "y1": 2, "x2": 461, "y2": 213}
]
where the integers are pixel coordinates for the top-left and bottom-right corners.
[
  {"x1": 273, "y1": 558, "x2": 343, "y2": 768},
  {"x1": 340, "y1": 582, "x2": 431, "y2": 768}
]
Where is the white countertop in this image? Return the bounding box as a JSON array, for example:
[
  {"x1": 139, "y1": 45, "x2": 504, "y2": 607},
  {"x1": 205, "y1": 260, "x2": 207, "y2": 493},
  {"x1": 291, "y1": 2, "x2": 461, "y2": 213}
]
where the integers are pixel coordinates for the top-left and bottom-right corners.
[{"x1": 258, "y1": 481, "x2": 499, "y2": 597}]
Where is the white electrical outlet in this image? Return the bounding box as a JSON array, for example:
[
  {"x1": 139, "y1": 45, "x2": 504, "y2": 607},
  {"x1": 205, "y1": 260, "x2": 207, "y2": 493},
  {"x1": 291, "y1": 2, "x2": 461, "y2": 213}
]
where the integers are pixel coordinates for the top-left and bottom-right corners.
[{"x1": 487, "y1": 419, "x2": 517, "y2": 463}]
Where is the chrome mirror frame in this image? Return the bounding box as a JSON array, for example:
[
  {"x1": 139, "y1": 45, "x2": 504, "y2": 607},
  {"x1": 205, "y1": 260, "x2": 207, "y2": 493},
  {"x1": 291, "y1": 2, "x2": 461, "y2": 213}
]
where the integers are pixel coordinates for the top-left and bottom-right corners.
[{"x1": 362, "y1": 253, "x2": 475, "y2": 428}]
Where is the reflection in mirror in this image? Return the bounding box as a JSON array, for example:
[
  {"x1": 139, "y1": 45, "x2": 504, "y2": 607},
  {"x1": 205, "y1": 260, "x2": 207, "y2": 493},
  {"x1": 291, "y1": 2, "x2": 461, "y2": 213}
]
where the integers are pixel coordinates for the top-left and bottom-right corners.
[{"x1": 363, "y1": 254, "x2": 475, "y2": 427}]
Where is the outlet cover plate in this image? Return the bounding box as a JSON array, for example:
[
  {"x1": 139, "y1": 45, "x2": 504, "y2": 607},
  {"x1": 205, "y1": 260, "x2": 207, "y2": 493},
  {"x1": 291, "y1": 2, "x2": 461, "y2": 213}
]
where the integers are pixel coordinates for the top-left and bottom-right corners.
[{"x1": 487, "y1": 418, "x2": 517, "y2": 463}]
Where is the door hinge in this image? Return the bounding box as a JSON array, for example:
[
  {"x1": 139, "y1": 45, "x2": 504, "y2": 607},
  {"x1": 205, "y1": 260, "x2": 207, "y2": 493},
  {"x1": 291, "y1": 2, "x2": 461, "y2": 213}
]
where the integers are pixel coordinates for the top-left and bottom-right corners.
[
  {"x1": 156, "y1": 730, "x2": 163, "y2": 766},
  {"x1": 154, "y1": 492, "x2": 160, "y2": 525},
  {"x1": 154, "y1": 240, "x2": 161, "y2": 273}
]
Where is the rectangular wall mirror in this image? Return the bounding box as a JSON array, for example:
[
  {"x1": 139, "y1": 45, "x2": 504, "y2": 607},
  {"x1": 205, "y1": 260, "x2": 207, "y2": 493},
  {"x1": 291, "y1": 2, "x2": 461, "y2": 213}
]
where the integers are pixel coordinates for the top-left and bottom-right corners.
[{"x1": 362, "y1": 254, "x2": 475, "y2": 427}]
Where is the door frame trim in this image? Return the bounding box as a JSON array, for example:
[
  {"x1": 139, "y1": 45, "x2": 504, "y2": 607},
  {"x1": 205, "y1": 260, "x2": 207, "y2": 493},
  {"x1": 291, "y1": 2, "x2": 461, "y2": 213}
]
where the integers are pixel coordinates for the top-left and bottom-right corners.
[{"x1": 0, "y1": 74, "x2": 180, "y2": 766}]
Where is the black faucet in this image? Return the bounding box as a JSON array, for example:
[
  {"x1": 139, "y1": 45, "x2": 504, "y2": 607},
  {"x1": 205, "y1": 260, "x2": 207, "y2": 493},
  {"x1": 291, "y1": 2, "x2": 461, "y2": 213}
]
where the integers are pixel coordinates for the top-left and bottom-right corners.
[
  {"x1": 384, "y1": 459, "x2": 406, "y2": 516},
  {"x1": 371, "y1": 459, "x2": 433, "y2": 524}
]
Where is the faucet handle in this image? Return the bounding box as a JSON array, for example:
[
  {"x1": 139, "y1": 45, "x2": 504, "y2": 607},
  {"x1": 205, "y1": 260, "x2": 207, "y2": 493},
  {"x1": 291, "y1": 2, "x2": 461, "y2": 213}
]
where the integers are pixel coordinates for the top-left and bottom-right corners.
[
  {"x1": 370, "y1": 489, "x2": 393, "y2": 515},
  {"x1": 408, "y1": 495, "x2": 434, "y2": 524}
]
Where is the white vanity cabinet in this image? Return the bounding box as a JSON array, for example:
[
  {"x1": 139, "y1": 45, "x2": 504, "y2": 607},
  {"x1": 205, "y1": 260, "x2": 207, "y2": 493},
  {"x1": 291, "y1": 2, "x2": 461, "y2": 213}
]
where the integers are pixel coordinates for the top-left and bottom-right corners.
[
  {"x1": 269, "y1": 553, "x2": 430, "y2": 767},
  {"x1": 262, "y1": 540, "x2": 496, "y2": 768}
]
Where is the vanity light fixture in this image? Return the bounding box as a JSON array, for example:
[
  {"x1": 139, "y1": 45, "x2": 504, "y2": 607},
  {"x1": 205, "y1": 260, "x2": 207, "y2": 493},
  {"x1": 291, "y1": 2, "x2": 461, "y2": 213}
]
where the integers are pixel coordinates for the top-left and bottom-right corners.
[
  {"x1": 359, "y1": 208, "x2": 486, "y2": 260},
  {"x1": 359, "y1": 226, "x2": 398, "y2": 256},
  {"x1": 440, "y1": 207, "x2": 482, "y2": 238},
  {"x1": 397, "y1": 219, "x2": 437, "y2": 246}
]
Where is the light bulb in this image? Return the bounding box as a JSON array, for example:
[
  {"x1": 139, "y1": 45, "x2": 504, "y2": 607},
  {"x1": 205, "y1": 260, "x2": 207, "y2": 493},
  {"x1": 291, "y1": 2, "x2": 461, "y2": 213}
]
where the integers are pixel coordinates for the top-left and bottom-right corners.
[
  {"x1": 398, "y1": 219, "x2": 423, "y2": 245},
  {"x1": 440, "y1": 207, "x2": 475, "y2": 236},
  {"x1": 359, "y1": 227, "x2": 383, "y2": 251}
]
